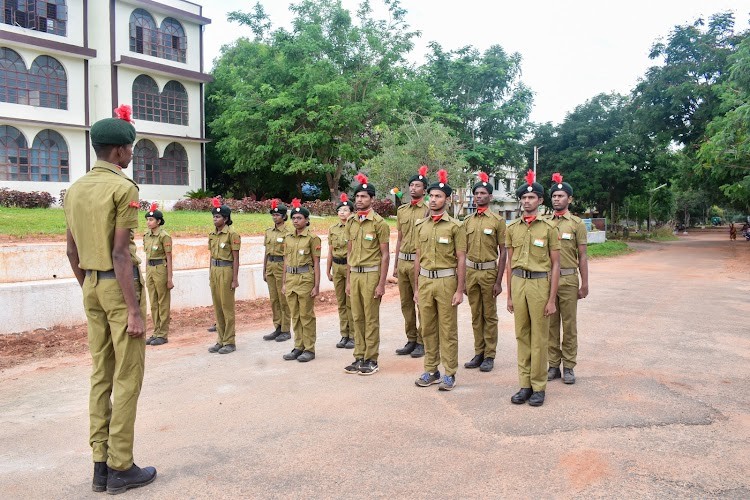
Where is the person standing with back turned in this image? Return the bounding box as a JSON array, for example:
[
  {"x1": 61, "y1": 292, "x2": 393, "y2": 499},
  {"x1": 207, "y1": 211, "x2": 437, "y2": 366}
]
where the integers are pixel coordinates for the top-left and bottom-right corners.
[{"x1": 64, "y1": 104, "x2": 157, "y2": 494}]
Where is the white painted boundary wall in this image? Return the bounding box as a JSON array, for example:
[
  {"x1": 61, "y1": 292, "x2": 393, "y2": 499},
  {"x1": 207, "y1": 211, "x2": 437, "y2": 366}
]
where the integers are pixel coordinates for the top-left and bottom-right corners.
[{"x1": 1, "y1": 233, "x2": 399, "y2": 334}]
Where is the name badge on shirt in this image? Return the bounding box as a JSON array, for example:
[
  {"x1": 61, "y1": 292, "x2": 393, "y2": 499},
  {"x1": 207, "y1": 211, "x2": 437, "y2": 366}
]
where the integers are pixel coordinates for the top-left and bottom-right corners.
[
  {"x1": 438, "y1": 236, "x2": 451, "y2": 244},
  {"x1": 533, "y1": 239, "x2": 545, "y2": 248},
  {"x1": 561, "y1": 232, "x2": 572, "y2": 240},
  {"x1": 364, "y1": 233, "x2": 374, "y2": 241},
  {"x1": 299, "y1": 249, "x2": 305, "y2": 255},
  {"x1": 483, "y1": 228, "x2": 493, "y2": 235},
  {"x1": 276, "y1": 237, "x2": 284, "y2": 243},
  {"x1": 152, "y1": 245, "x2": 159, "y2": 250},
  {"x1": 220, "y1": 243, "x2": 226, "y2": 249}
]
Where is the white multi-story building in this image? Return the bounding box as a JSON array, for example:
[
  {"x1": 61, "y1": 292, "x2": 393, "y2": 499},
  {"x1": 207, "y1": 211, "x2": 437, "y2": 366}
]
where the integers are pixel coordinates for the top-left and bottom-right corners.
[
  {"x1": 463, "y1": 166, "x2": 519, "y2": 221},
  {"x1": 0, "y1": 0, "x2": 211, "y2": 202}
]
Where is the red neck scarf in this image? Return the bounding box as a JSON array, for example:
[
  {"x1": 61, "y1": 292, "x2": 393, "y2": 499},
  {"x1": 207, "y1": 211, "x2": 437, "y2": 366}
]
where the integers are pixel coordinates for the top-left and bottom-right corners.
[
  {"x1": 476, "y1": 206, "x2": 488, "y2": 214},
  {"x1": 523, "y1": 215, "x2": 537, "y2": 225},
  {"x1": 431, "y1": 212, "x2": 445, "y2": 222},
  {"x1": 410, "y1": 198, "x2": 422, "y2": 206},
  {"x1": 357, "y1": 210, "x2": 370, "y2": 219},
  {"x1": 554, "y1": 210, "x2": 568, "y2": 217}
]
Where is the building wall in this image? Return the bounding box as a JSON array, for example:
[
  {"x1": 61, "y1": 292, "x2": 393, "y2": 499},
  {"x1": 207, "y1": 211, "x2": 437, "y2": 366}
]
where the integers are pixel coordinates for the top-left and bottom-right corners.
[{"x1": 0, "y1": 0, "x2": 208, "y2": 200}]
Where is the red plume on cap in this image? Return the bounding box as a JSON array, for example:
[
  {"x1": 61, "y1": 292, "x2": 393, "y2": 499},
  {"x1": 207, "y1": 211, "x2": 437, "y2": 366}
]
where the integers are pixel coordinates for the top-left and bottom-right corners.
[
  {"x1": 552, "y1": 172, "x2": 563, "y2": 183},
  {"x1": 355, "y1": 173, "x2": 368, "y2": 185},
  {"x1": 270, "y1": 199, "x2": 278, "y2": 210},
  {"x1": 211, "y1": 197, "x2": 221, "y2": 208},
  {"x1": 437, "y1": 169, "x2": 448, "y2": 184},
  {"x1": 291, "y1": 198, "x2": 302, "y2": 209},
  {"x1": 149, "y1": 202, "x2": 158, "y2": 212},
  {"x1": 418, "y1": 165, "x2": 429, "y2": 177},
  {"x1": 340, "y1": 193, "x2": 348, "y2": 203},
  {"x1": 114, "y1": 104, "x2": 134, "y2": 123},
  {"x1": 478, "y1": 172, "x2": 489, "y2": 184},
  {"x1": 524, "y1": 170, "x2": 536, "y2": 185}
]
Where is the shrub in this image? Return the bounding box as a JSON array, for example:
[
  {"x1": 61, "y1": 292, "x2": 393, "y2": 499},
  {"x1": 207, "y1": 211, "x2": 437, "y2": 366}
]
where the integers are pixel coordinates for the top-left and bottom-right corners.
[
  {"x1": 185, "y1": 188, "x2": 214, "y2": 199},
  {"x1": 173, "y1": 198, "x2": 215, "y2": 211},
  {"x1": 372, "y1": 198, "x2": 395, "y2": 217},
  {"x1": 0, "y1": 188, "x2": 56, "y2": 208}
]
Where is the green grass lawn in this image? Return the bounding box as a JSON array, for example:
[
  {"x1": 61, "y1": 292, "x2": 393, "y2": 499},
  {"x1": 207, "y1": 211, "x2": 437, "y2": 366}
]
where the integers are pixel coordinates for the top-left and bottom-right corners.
[
  {"x1": 587, "y1": 240, "x2": 631, "y2": 258},
  {"x1": 0, "y1": 207, "x2": 397, "y2": 239}
]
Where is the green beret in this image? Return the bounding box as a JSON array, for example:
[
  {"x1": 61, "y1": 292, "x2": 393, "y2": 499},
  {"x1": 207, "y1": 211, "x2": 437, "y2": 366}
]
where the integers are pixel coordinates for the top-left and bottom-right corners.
[{"x1": 90, "y1": 118, "x2": 136, "y2": 146}]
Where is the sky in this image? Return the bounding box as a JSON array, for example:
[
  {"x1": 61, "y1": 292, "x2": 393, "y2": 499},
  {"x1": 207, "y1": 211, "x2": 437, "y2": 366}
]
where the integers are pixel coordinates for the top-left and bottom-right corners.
[{"x1": 200, "y1": 0, "x2": 750, "y2": 125}]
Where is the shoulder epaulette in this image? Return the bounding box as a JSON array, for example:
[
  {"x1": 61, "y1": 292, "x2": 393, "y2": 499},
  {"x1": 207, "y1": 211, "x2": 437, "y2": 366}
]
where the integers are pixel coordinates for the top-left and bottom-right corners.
[
  {"x1": 415, "y1": 217, "x2": 427, "y2": 226},
  {"x1": 508, "y1": 218, "x2": 522, "y2": 227}
]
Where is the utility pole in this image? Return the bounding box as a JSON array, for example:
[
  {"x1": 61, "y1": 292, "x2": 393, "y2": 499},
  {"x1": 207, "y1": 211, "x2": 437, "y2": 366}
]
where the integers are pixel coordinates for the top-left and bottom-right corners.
[
  {"x1": 648, "y1": 183, "x2": 668, "y2": 231},
  {"x1": 533, "y1": 146, "x2": 542, "y2": 177}
]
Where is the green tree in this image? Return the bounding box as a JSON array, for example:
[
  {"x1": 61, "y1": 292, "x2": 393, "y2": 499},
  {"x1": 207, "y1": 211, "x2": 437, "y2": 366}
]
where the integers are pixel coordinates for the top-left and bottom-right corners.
[
  {"x1": 366, "y1": 115, "x2": 470, "y2": 196},
  {"x1": 699, "y1": 32, "x2": 750, "y2": 211},
  {"x1": 422, "y1": 43, "x2": 533, "y2": 174},
  {"x1": 210, "y1": 0, "x2": 420, "y2": 200}
]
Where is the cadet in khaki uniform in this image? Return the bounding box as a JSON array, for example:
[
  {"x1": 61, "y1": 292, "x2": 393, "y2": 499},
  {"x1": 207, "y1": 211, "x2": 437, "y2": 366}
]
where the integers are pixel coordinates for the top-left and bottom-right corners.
[
  {"x1": 327, "y1": 193, "x2": 354, "y2": 349},
  {"x1": 143, "y1": 203, "x2": 173, "y2": 346},
  {"x1": 282, "y1": 199, "x2": 322, "y2": 362},
  {"x1": 463, "y1": 172, "x2": 506, "y2": 372},
  {"x1": 64, "y1": 105, "x2": 157, "y2": 494},
  {"x1": 263, "y1": 200, "x2": 292, "y2": 342},
  {"x1": 413, "y1": 170, "x2": 467, "y2": 392},
  {"x1": 506, "y1": 171, "x2": 560, "y2": 407},
  {"x1": 344, "y1": 173, "x2": 390, "y2": 376},
  {"x1": 393, "y1": 165, "x2": 429, "y2": 358},
  {"x1": 545, "y1": 173, "x2": 589, "y2": 385},
  {"x1": 207, "y1": 198, "x2": 241, "y2": 354}
]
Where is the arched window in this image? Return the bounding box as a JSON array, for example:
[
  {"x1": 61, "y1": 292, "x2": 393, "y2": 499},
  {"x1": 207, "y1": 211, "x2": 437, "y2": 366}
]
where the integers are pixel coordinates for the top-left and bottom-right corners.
[
  {"x1": 160, "y1": 142, "x2": 188, "y2": 185},
  {"x1": 2, "y1": 1, "x2": 67, "y2": 36},
  {"x1": 0, "y1": 48, "x2": 28, "y2": 105},
  {"x1": 159, "y1": 18, "x2": 186, "y2": 63},
  {"x1": 0, "y1": 125, "x2": 30, "y2": 181},
  {"x1": 30, "y1": 55, "x2": 67, "y2": 109},
  {"x1": 133, "y1": 139, "x2": 158, "y2": 185},
  {"x1": 29, "y1": 129, "x2": 68, "y2": 182},
  {"x1": 0, "y1": 49, "x2": 67, "y2": 109},
  {"x1": 132, "y1": 74, "x2": 159, "y2": 121},
  {"x1": 129, "y1": 8, "x2": 157, "y2": 57},
  {"x1": 162, "y1": 80, "x2": 188, "y2": 125},
  {"x1": 131, "y1": 76, "x2": 189, "y2": 125}
]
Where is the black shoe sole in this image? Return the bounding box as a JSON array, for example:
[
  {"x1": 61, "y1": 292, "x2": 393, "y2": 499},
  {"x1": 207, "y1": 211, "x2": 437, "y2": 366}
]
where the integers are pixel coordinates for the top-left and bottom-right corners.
[
  {"x1": 563, "y1": 378, "x2": 575, "y2": 384},
  {"x1": 410, "y1": 352, "x2": 425, "y2": 358},
  {"x1": 93, "y1": 483, "x2": 106, "y2": 493},
  {"x1": 395, "y1": 350, "x2": 414, "y2": 355},
  {"x1": 479, "y1": 366, "x2": 493, "y2": 372},
  {"x1": 528, "y1": 399, "x2": 545, "y2": 407},
  {"x1": 106, "y1": 473, "x2": 157, "y2": 495},
  {"x1": 464, "y1": 364, "x2": 481, "y2": 369}
]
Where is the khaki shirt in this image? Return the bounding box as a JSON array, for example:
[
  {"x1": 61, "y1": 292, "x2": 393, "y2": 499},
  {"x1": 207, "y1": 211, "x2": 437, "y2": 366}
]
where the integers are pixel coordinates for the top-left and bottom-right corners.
[
  {"x1": 505, "y1": 218, "x2": 560, "y2": 272},
  {"x1": 209, "y1": 225, "x2": 241, "y2": 261},
  {"x1": 396, "y1": 199, "x2": 428, "y2": 254},
  {"x1": 265, "y1": 224, "x2": 289, "y2": 257},
  {"x1": 328, "y1": 220, "x2": 349, "y2": 259},
  {"x1": 64, "y1": 160, "x2": 140, "y2": 270},
  {"x1": 347, "y1": 210, "x2": 390, "y2": 267},
  {"x1": 415, "y1": 213, "x2": 467, "y2": 270},
  {"x1": 284, "y1": 228, "x2": 322, "y2": 268},
  {"x1": 464, "y1": 209, "x2": 506, "y2": 263},
  {"x1": 143, "y1": 228, "x2": 172, "y2": 260},
  {"x1": 544, "y1": 212, "x2": 588, "y2": 269}
]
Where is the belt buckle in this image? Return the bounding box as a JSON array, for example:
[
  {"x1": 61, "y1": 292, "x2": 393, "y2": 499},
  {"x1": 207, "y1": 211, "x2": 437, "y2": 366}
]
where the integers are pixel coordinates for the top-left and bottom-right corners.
[
  {"x1": 521, "y1": 269, "x2": 530, "y2": 279},
  {"x1": 355, "y1": 266, "x2": 363, "y2": 273},
  {"x1": 428, "y1": 270, "x2": 438, "y2": 279}
]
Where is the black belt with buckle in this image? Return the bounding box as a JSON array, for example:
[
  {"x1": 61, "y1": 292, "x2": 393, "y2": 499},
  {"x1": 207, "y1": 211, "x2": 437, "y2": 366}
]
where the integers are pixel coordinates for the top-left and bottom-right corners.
[
  {"x1": 86, "y1": 266, "x2": 139, "y2": 280},
  {"x1": 267, "y1": 255, "x2": 284, "y2": 262},
  {"x1": 512, "y1": 268, "x2": 548, "y2": 279},
  {"x1": 332, "y1": 257, "x2": 347, "y2": 265},
  {"x1": 286, "y1": 265, "x2": 310, "y2": 274},
  {"x1": 148, "y1": 259, "x2": 164, "y2": 266},
  {"x1": 211, "y1": 259, "x2": 234, "y2": 267}
]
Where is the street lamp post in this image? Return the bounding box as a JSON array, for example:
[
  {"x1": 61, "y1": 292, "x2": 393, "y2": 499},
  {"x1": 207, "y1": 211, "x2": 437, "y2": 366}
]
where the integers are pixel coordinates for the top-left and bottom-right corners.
[
  {"x1": 648, "y1": 183, "x2": 668, "y2": 232},
  {"x1": 533, "y1": 145, "x2": 543, "y2": 177}
]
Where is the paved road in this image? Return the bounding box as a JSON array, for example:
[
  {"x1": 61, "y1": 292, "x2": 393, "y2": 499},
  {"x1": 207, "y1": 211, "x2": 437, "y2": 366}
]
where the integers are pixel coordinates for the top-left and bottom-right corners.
[{"x1": 1, "y1": 233, "x2": 748, "y2": 498}]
